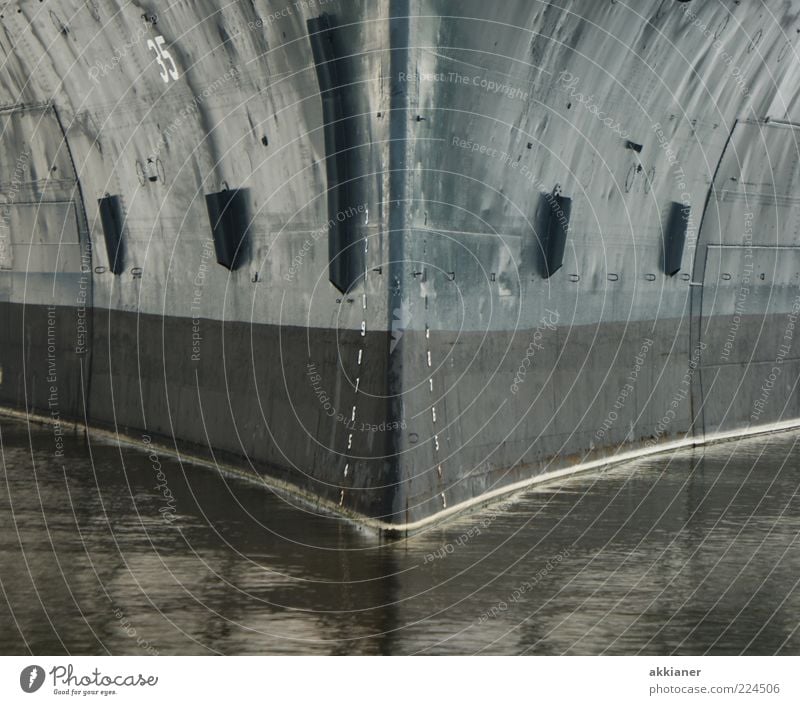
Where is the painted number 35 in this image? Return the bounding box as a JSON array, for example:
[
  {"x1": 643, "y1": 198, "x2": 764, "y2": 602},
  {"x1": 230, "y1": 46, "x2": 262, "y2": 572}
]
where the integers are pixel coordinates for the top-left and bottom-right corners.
[{"x1": 147, "y1": 35, "x2": 179, "y2": 83}]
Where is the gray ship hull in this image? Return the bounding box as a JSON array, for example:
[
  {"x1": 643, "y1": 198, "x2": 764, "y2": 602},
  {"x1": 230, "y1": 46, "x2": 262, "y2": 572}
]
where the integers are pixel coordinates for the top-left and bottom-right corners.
[{"x1": 2, "y1": 0, "x2": 800, "y2": 532}]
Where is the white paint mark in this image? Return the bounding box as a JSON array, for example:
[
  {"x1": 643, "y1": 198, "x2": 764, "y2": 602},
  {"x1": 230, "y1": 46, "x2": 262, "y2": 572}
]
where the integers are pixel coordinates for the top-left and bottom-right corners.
[{"x1": 147, "y1": 35, "x2": 180, "y2": 83}]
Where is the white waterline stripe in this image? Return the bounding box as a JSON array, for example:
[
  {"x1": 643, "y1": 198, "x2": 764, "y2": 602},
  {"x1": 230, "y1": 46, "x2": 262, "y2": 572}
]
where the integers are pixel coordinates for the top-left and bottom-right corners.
[{"x1": 2, "y1": 405, "x2": 798, "y2": 535}]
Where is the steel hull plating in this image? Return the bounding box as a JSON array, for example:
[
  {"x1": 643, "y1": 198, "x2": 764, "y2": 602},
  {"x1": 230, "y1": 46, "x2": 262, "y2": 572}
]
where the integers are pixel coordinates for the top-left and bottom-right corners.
[{"x1": 2, "y1": 1, "x2": 800, "y2": 532}]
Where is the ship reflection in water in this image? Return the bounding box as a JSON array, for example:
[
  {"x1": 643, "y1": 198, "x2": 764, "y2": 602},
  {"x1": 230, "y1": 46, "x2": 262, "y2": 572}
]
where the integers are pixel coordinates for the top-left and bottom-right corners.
[{"x1": 1, "y1": 417, "x2": 798, "y2": 655}]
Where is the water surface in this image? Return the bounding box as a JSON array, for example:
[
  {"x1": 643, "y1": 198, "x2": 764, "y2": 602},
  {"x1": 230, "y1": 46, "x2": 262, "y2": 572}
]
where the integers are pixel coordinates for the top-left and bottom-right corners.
[{"x1": 1, "y1": 417, "x2": 798, "y2": 654}]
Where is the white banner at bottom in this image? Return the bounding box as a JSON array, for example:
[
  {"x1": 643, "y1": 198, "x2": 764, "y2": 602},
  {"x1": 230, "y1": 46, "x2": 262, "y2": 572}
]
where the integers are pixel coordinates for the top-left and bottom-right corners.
[{"x1": 0, "y1": 656, "x2": 797, "y2": 704}]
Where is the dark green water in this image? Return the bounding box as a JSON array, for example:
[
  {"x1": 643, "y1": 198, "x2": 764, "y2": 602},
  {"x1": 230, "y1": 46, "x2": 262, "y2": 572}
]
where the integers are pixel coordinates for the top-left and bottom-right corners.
[{"x1": 1, "y1": 416, "x2": 798, "y2": 655}]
